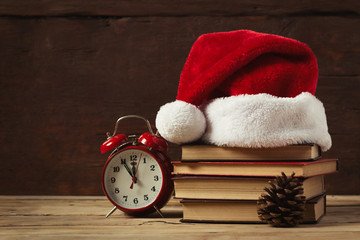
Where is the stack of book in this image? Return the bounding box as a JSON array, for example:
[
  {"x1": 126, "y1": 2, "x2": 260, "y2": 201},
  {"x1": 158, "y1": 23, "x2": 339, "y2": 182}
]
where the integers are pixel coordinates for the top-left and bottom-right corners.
[{"x1": 172, "y1": 144, "x2": 338, "y2": 223}]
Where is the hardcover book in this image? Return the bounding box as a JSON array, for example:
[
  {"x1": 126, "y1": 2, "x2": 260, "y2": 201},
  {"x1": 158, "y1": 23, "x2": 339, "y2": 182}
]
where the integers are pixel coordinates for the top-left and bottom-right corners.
[
  {"x1": 181, "y1": 195, "x2": 326, "y2": 223},
  {"x1": 173, "y1": 175, "x2": 325, "y2": 200},
  {"x1": 181, "y1": 144, "x2": 321, "y2": 162},
  {"x1": 172, "y1": 159, "x2": 338, "y2": 178}
]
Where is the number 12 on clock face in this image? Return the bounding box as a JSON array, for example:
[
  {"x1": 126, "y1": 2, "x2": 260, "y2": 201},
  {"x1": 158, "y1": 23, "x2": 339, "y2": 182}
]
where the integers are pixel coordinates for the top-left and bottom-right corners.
[{"x1": 102, "y1": 146, "x2": 167, "y2": 214}]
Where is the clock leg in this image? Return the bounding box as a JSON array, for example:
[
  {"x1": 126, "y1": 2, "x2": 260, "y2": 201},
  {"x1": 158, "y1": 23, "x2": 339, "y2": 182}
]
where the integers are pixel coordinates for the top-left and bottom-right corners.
[
  {"x1": 105, "y1": 206, "x2": 118, "y2": 218},
  {"x1": 153, "y1": 205, "x2": 164, "y2": 218}
]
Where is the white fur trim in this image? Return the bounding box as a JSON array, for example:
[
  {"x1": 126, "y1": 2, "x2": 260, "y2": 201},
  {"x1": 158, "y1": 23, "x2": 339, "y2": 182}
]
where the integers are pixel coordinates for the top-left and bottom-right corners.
[
  {"x1": 156, "y1": 100, "x2": 206, "y2": 144},
  {"x1": 201, "y1": 92, "x2": 332, "y2": 151}
]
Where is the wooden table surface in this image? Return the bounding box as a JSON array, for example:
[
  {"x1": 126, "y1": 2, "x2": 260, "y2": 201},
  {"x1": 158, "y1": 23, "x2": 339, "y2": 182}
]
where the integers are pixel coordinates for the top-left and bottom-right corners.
[{"x1": 0, "y1": 195, "x2": 359, "y2": 239}]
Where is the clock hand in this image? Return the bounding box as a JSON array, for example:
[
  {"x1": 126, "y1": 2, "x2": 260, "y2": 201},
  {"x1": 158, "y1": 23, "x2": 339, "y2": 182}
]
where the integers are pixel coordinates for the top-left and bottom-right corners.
[
  {"x1": 131, "y1": 162, "x2": 136, "y2": 178},
  {"x1": 130, "y1": 154, "x2": 142, "y2": 189},
  {"x1": 121, "y1": 161, "x2": 134, "y2": 178}
]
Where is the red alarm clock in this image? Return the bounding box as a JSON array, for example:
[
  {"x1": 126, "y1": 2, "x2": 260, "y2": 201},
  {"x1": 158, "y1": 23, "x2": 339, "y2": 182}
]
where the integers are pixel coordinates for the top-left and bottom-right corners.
[{"x1": 100, "y1": 115, "x2": 174, "y2": 217}]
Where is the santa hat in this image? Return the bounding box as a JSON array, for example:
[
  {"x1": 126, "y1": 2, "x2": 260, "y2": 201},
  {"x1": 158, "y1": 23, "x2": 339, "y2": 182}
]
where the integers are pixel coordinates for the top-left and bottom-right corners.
[{"x1": 156, "y1": 30, "x2": 332, "y2": 151}]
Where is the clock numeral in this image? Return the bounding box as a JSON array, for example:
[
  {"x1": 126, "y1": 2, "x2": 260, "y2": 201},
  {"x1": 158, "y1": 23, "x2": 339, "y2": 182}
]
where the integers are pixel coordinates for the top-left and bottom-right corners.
[
  {"x1": 143, "y1": 157, "x2": 146, "y2": 164},
  {"x1": 154, "y1": 175, "x2": 159, "y2": 181},
  {"x1": 133, "y1": 198, "x2": 138, "y2": 204},
  {"x1": 151, "y1": 186, "x2": 156, "y2": 192},
  {"x1": 150, "y1": 165, "x2": 155, "y2": 171},
  {"x1": 110, "y1": 177, "x2": 116, "y2": 183},
  {"x1": 130, "y1": 155, "x2": 137, "y2": 162},
  {"x1": 120, "y1": 158, "x2": 126, "y2": 164},
  {"x1": 115, "y1": 187, "x2": 120, "y2": 194},
  {"x1": 144, "y1": 195, "x2": 149, "y2": 201},
  {"x1": 123, "y1": 196, "x2": 128, "y2": 202},
  {"x1": 113, "y1": 166, "x2": 120, "y2": 172}
]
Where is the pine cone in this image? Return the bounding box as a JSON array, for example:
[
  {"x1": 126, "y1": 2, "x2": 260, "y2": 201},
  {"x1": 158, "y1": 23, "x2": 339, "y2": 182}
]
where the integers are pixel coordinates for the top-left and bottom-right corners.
[{"x1": 257, "y1": 172, "x2": 306, "y2": 227}]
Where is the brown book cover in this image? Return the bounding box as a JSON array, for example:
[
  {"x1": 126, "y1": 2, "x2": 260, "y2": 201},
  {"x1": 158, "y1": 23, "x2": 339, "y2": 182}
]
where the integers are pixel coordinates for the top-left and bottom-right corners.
[
  {"x1": 181, "y1": 195, "x2": 326, "y2": 223},
  {"x1": 173, "y1": 175, "x2": 325, "y2": 200},
  {"x1": 172, "y1": 158, "x2": 338, "y2": 178},
  {"x1": 181, "y1": 144, "x2": 321, "y2": 162}
]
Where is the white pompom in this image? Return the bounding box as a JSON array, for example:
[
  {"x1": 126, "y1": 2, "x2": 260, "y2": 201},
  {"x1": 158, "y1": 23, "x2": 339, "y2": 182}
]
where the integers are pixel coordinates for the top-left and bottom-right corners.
[{"x1": 155, "y1": 100, "x2": 206, "y2": 145}]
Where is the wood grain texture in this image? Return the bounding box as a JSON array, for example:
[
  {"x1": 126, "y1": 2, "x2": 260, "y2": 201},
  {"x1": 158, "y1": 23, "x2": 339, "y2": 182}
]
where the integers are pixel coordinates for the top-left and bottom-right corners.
[
  {"x1": 0, "y1": 2, "x2": 359, "y2": 195},
  {"x1": 0, "y1": 0, "x2": 359, "y2": 16},
  {"x1": 0, "y1": 196, "x2": 359, "y2": 239}
]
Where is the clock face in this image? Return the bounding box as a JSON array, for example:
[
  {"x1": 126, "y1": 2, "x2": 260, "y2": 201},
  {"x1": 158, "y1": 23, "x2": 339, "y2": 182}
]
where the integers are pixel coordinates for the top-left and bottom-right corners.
[{"x1": 103, "y1": 147, "x2": 164, "y2": 211}]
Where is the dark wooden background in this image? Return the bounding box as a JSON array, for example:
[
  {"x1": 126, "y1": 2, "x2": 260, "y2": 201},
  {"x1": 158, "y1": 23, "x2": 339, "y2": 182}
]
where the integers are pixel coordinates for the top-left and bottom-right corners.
[{"x1": 0, "y1": 0, "x2": 359, "y2": 195}]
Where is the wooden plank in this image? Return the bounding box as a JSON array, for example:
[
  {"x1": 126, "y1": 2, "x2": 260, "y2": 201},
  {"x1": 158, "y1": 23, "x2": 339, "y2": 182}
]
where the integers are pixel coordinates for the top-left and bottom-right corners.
[
  {"x1": 0, "y1": 0, "x2": 359, "y2": 16},
  {"x1": 1, "y1": 209, "x2": 359, "y2": 227},
  {"x1": 317, "y1": 76, "x2": 360, "y2": 134},
  {"x1": 318, "y1": 76, "x2": 360, "y2": 195},
  {"x1": 0, "y1": 196, "x2": 181, "y2": 217},
  {"x1": 327, "y1": 195, "x2": 360, "y2": 206},
  {"x1": 0, "y1": 196, "x2": 359, "y2": 240},
  {"x1": 0, "y1": 195, "x2": 358, "y2": 212},
  {"x1": 2, "y1": 226, "x2": 358, "y2": 240},
  {"x1": 0, "y1": 16, "x2": 359, "y2": 195}
]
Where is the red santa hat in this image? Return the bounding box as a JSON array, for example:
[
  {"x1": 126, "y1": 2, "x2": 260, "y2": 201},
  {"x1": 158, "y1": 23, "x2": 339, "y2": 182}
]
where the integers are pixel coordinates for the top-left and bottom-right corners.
[{"x1": 156, "y1": 30, "x2": 332, "y2": 151}]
